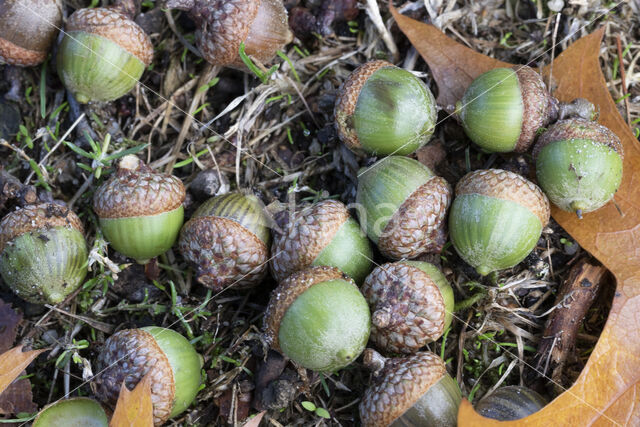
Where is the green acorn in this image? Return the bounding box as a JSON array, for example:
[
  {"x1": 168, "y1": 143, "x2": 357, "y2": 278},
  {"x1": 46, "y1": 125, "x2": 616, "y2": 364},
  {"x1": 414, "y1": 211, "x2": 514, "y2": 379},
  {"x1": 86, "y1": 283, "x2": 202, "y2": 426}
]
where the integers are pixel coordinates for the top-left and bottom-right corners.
[
  {"x1": 356, "y1": 156, "x2": 451, "y2": 260},
  {"x1": 335, "y1": 60, "x2": 437, "y2": 156},
  {"x1": 95, "y1": 327, "x2": 203, "y2": 425},
  {"x1": 270, "y1": 200, "x2": 373, "y2": 284},
  {"x1": 475, "y1": 386, "x2": 547, "y2": 421},
  {"x1": 93, "y1": 155, "x2": 186, "y2": 264},
  {"x1": 359, "y1": 350, "x2": 461, "y2": 427},
  {"x1": 179, "y1": 192, "x2": 271, "y2": 291},
  {"x1": 57, "y1": 5, "x2": 153, "y2": 103},
  {"x1": 264, "y1": 266, "x2": 370, "y2": 372},
  {"x1": 533, "y1": 118, "x2": 623, "y2": 218},
  {"x1": 449, "y1": 169, "x2": 550, "y2": 276},
  {"x1": 0, "y1": 203, "x2": 88, "y2": 304},
  {"x1": 33, "y1": 398, "x2": 108, "y2": 427}
]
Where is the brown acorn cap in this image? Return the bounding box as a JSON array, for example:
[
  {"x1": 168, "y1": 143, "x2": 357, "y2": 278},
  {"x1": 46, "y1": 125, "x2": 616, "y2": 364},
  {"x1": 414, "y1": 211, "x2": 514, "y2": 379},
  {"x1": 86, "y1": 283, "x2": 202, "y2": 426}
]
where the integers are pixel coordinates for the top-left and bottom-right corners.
[
  {"x1": 456, "y1": 169, "x2": 550, "y2": 227},
  {"x1": 0, "y1": 0, "x2": 62, "y2": 66},
  {"x1": 512, "y1": 65, "x2": 554, "y2": 153},
  {"x1": 532, "y1": 118, "x2": 624, "y2": 159},
  {"x1": 264, "y1": 266, "x2": 353, "y2": 351},
  {"x1": 359, "y1": 351, "x2": 446, "y2": 427},
  {"x1": 67, "y1": 7, "x2": 153, "y2": 66},
  {"x1": 94, "y1": 328, "x2": 175, "y2": 425},
  {"x1": 361, "y1": 262, "x2": 446, "y2": 354},
  {"x1": 0, "y1": 203, "x2": 84, "y2": 254},
  {"x1": 334, "y1": 60, "x2": 394, "y2": 151},
  {"x1": 93, "y1": 155, "x2": 185, "y2": 219},
  {"x1": 270, "y1": 200, "x2": 349, "y2": 282},
  {"x1": 378, "y1": 176, "x2": 452, "y2": 259}
]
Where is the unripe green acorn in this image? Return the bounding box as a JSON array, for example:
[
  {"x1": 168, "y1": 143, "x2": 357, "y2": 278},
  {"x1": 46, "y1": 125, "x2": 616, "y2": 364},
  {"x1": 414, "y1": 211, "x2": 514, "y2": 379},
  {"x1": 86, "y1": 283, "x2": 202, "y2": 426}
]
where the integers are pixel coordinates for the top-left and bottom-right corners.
[
  {"x1": 359, "y1": 349, "x2": 461, "y2": 427},
  {"x1": 0, "y1": 203, "x2": 88, "y2": 304},
  {"x1": 95, "y1": 327, "x2": 203, "y2": 425},
  {"x1": 33, "y1": 397, "x2": 108, "y2": 427},
  {"x1": 475, "y1": 386, "x2": 547, "y2": 421},
  {"x1": 179, "y1": 192, "x2": 271, "y2": 291},
  {"x1": 533, "y1": 118, "x2": 624, "y2": 218},
  {"x1": 356, "y1": 156, "x2": 451, "y2": 260},
  {"x1": 0, "y1": 0, "x2": 62, "y2": 66},
  {"x1": 93, "y1": 155, "x2": 186, "y2": 264},
  {"x1": 57, "y1": 6, "x2": 153, "y2": 103},
  {"x1": 449, "y1": 169, "x2": 550, "y2": 276},
  {"x1": 335, "y1": 60, "x2": 437, "y2": 156},
  {"x1": 270, "y1": 200, "x2": 373, "y2": 284},
  {"x1": 362, "y1": 261, "x2": 454, "y2": 354},
  {"x1": 264, "y1": 266, "x2": 370, "y2": 372}
]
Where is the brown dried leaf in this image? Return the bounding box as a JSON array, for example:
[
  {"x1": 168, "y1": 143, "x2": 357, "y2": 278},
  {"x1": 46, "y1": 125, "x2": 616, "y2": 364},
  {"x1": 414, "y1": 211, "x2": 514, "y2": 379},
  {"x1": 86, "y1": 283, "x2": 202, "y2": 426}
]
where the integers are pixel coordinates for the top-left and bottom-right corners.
[
  {"x1": 0, "y1": 378, "x2": 37, "y2": 415},
  {"x1": 0, "y1": 299, "x2": 22, "y2": 353},
  {"x1": 0, "y1": 346, "x2": 44, "y2": 395},
  {"x1": 109, "y1": 373, "x2": 153, "y2": 427},
  {"x1": 391, "y1": 5, "x2": 640, "y2": 425},
  {"x1": 242, "y1": 410, "x2": 266, "y2": 427}
]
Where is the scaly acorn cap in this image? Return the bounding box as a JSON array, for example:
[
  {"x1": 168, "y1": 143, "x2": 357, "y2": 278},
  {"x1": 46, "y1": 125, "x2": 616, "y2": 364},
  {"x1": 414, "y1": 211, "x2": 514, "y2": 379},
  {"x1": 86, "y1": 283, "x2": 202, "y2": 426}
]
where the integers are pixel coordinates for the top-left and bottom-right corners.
[
  {"x1": 0, "y1": 0, "x2": 62, "y2": 66},
  {"x1": 270, "y1": 200, "x2": 373, "y2": 284},
  {"x1": 178, "y1": 192, "x2": 271, "y2": 291},
  {"x1": 532, "y1": 118, "x2": 623, "y2": 159},
  {"x1": 362, "y1": 261, "x2": 454, "y2": 354}
]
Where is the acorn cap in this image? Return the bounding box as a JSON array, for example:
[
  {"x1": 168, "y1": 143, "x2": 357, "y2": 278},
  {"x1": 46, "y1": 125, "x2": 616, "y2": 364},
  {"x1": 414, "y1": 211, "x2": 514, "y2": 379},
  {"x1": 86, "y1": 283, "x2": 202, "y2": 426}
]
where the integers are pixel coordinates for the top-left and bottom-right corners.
[
  {"x1": 456, "y1": 169, "x2": 550, "y2": 227},
  {"x1": 0, "y1": 0, "x2": 62, "y2": 66},
  {"x1": 359, "y1": 351, "x2": 447, "y2": 427},
  {"x1": 512, "y1": 65, "x2": 555, "y2": 152},
  {"x1": 93, "y1": 155, "x2": 185, "y2": 219},
  {"x1": 67, "y1": 7, "x2": 153, "y2": 66},
  {"x1": 532, "y1": 118, "x2": 624, "y2": 159},
  {"x1": 264, "y1": 266, "x2": 352, "y2": 350},
  {"x1": 362, "y1": 261, "x2": 449, "y2": 354},
  {"x1": 0, "y1": 203, "x2": 84, "y2": 254},
  {"x1": 95, "y1": 328, "x2": 175, "y2": 425}
]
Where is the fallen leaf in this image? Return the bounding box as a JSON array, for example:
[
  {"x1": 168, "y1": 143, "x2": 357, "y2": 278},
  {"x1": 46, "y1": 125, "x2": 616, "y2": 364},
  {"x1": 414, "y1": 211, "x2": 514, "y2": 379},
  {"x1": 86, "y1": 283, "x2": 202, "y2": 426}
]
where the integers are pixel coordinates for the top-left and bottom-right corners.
[
  {"x1": 109, "y1": 373, "x2": 153, "y2": 427},
  {"x1": 0, "y1": 346, "x2": 44, "y2": 395},
  {"x1": 391, "y1": 4, "x2": 640, "y2": 425},
  {"x1": 0, "y1": 378, "x2": 37, "y2": 415},
  {"x1": 0, "y1": 299, "x2": 22, "y2": 353},
  {"x1": 242, "y1": 410, "x2": 266, "y2": 427}
]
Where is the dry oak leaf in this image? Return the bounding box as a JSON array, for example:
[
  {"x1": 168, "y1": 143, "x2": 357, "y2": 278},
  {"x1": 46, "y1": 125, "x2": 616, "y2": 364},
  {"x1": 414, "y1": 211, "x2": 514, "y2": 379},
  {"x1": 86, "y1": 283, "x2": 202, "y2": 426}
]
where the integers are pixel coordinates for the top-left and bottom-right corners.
[
  {"x1": 391, "y1": 4, "x2": 640, "y2": 426},
  {"x1": 0, "y1": 346, "x2": 44, "y2": 395},
  {"x1": 0, "y1": 299, "x2": 22, "y2": 353},
  {"x1": 109, "y1": 373, "x2": 154, "y2": 427}
]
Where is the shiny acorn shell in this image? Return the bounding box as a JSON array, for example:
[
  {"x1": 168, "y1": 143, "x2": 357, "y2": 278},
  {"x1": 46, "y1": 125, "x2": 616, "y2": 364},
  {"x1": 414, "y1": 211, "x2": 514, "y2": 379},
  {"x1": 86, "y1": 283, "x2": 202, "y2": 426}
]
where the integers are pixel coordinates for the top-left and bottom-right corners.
[
  {"x1": 533, "y1": 118, "x2": 623, "y2": 217},
  {"x1": 0, "y1": 203, "x2": 88, "y2": 304},
  {"x1": 164, "y1": 0, "x2": 292, "y2": 67},
  {"x1": 57, "y1": 7, "x2": 153, "y2": 103},
  {"x1": 359, "y1": 350, "x2": 461, "y2": 427},
  {"x1": 264, "y1": 266, "x2": 370, "y2": 372},
  {"x1": 0, "y1": 0, "x2": 62, "y2": 66},
  {"x1": 95, "y1": 327, "x2": 202, "y2": 426},
  {"x1": 270, "y1": 199, "x2": 373, "y2": 284},
  {"x1": 356, "y1": 156, "x2": 451, "y2": 260},
  {"x1": 362, "y1": 261, "x2": 454, "y2": 354},
  {"x1": 335, "y1": 60, "x2": 437, "y2": 156},
  {"x1": 475, "y1": 386, "x2": 547, "y2": 421},
  {"x1": 179, "y1": 192, "x2": 271, "y2": 291},
  {"x1": 457, "y1": 66, "x2": 554, "y2": 153},
  {"x1": 449, "y1": 169, "x2": 550, "y2": 276},
  {"x1": 93, "y1": 155, "x2": 185, "y2": 264},
  {"x1": 33, "y1": 397, "x2": 108, "y2": 427}
]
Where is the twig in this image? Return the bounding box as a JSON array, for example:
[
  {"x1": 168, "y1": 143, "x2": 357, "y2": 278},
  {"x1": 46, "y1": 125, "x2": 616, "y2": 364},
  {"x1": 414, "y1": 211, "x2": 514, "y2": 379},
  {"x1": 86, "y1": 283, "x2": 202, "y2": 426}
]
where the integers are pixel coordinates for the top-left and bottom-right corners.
[
  {"x1": 616, "y1": 35, "x2": 631, "y2": 125},
  {"x1": 365, "y1": 0, "x2": 399, "y2": 62}
]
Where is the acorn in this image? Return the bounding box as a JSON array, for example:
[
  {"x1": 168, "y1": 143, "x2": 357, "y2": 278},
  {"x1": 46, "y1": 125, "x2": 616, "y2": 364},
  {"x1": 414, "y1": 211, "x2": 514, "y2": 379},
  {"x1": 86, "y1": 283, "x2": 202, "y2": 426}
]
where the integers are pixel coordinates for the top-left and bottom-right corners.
[
  {"x1": 179, "y1": 192, "x2": 271, "y2": 291},
  {"x1": 533, "y1": 118, "x2": 624, "y2": 218},
  {"x1": 94, "y1": 327, "x2": 203, "y2": 425},
  {"x1": 0, "y1": 203, "x2": 88, "y2": 304},
  {"x1": 270, "y1": 200, "x2": 373, "y2": 284},
  {"x1": 356, "y1": 156, "x2": 452, "y2": 260},
  {"x1": 335, "y1": 60, "x2": 438, "y2": 156},
  {"x1": 359, "y1": 350, "x2": 461, "y2": 427},
  {"x1": 449, "y1": 169, "x2": 550, "y2": 276},
  {"x1": 0, "y1": 0, "x2": 62, "y2": 66},
  {"x1": 264, "y1": 266, "x2": 370, "y2": 372},
  {"x1": 456, "y1": 66, "x2": 597, "y2": 153},
  {"x1": 361, "y1": 261, "x2": 454, "y2": 354},
  {"x1": 164, "y1": 0, "x2": 293, "y2": 67},
  {"x1": 33, "y1": 398, "x2": 108, "y2": 427},
  {"x1": 93, "y1": 155, "x2": 186, "y2": 264},
  {"x1": 475, "y1": 386, "x2": 547, "y2": 421},
  {"x1": 57, "y1": 5, "x2": 153, "y2": 103}
]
